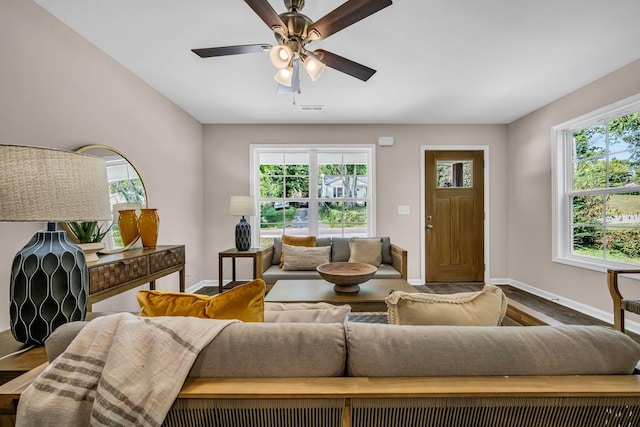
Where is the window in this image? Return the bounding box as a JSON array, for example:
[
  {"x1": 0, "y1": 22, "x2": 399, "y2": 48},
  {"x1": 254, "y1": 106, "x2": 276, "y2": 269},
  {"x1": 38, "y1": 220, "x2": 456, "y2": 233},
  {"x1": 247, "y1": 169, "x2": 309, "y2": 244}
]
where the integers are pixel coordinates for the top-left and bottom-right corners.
[
  {"x1": 251, "y1": 145, "x2": 375, "y2": 246},
  {"x1": 553, "y1": 95, "x2": 640, "y2": 269}
]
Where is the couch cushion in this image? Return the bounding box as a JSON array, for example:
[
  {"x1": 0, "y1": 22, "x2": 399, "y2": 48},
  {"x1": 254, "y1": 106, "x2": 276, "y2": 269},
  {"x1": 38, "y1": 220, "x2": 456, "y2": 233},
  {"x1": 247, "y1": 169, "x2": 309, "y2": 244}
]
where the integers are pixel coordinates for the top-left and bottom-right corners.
[
  {"x1": 190, "y1": 322, "x2": 346, "y2": 377},
  {"x1": 331, "y1": 238, "x2": 351, "y2": 262},
  {"x1": 348, "y1": 238, "x2": 383, "y2": 267},
  {"x1": 385, "y1": 284, "x2": 507, "y2": 326},
  {"x1": 345, "y1": 323, "x2": 640, "y2": 376},
  {"x1": 264, "y1": 302, "x2": 350, "y2": 323},
  {"x1": 282, "y1": 244, "x2": 330, "y2": 271},
  {"x1": 137, "y1": 279, "x2": 265, "y2": 322},
  {"x1": 280, "y1": 235, "x2": 317, "y2": 267},
  {"x1": 45, "y1": 321, "x2": 347, "y2": 378}
]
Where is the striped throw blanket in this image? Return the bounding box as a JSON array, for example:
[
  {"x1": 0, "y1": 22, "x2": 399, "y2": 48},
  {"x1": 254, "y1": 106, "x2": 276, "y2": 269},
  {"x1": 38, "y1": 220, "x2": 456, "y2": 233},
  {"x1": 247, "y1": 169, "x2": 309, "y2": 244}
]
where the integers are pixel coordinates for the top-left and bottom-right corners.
[{"x1": 16, "y1": 313, "x2": 237, "y2": 427}]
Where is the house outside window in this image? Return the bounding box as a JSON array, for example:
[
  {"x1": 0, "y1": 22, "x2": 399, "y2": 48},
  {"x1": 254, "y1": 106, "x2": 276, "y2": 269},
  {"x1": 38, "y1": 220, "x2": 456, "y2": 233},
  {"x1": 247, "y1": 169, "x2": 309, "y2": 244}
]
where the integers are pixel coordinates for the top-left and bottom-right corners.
[
  {"x1": 251, "y1": 145, "x2": 375, "y2": 246},
  {"x1": 553, "y1": 95, "x2": 640, "y2": 269}
]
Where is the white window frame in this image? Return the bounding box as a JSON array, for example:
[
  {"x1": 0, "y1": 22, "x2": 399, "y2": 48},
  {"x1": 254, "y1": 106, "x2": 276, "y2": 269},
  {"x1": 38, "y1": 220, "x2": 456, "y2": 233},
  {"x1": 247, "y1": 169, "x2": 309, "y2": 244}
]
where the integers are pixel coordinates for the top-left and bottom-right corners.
[
  {"x1": 250, "y1": 144, "x2": 376, "y2": 241},
  {"x1": 552, "y1": 93, "x2": 640, "y2": 272}
]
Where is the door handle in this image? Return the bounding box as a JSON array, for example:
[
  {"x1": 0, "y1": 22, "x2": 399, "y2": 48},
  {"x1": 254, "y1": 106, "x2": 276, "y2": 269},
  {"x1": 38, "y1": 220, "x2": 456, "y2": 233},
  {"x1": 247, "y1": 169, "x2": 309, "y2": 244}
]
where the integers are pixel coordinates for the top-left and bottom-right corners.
[{"x1": 426, "y1": 225, "x2": 433, "y2": 229}]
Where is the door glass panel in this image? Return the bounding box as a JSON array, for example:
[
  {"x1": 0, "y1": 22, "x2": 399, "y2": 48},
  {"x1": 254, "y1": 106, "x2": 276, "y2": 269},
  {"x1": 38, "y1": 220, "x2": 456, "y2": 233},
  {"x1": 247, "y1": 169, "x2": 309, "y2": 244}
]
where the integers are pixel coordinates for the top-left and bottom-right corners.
[{"x1": 436, "y1": 160, "x2": 472, "y2": 188}]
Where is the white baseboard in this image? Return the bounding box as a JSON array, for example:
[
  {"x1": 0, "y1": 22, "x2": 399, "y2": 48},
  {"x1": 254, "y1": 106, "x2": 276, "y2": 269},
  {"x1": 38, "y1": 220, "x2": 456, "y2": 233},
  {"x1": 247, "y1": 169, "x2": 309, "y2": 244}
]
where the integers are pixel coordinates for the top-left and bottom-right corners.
[{"x1": 489, "y1": 277, "x2": 640, "y2": 335}]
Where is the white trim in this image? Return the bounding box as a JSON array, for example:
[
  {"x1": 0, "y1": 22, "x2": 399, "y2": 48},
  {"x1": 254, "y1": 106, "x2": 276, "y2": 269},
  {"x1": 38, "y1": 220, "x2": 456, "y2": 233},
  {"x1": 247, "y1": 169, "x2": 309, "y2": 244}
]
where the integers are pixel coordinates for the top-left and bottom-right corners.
[
  {"x1": 490, "y1": 277, "x2": 640, "y2": 335},
  {"x1": 420, "y1": 146, "x2": 490, "y2": 284},
  {"x1": 551, "y1": 92, "x2": 640, "y2": 271}
]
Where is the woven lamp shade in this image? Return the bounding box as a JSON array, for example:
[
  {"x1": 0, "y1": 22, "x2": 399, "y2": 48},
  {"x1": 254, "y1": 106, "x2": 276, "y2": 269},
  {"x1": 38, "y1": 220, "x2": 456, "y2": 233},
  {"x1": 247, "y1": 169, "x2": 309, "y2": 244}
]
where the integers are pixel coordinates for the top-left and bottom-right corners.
[
  {"x1": 0, "y1": 144, "x2": 111, "y2": 345},
  {"x1": 0, "y1": 144, "x2": 111, "y2": 222}
]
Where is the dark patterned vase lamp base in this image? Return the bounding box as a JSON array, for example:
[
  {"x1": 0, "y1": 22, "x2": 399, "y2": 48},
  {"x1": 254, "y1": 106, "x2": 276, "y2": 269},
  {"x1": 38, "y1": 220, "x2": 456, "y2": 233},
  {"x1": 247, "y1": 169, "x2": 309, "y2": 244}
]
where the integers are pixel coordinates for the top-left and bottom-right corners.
[
  {"x1": 235, "y1": 217, "x2": 251, "y2": 251},
  {"x1": 10, "y1": 224, "x2": 88, "y2": 345}
]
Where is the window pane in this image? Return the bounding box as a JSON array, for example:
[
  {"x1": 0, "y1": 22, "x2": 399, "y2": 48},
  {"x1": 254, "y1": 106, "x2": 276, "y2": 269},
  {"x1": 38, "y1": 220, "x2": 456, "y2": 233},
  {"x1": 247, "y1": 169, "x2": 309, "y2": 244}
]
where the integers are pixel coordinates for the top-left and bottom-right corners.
[
  {"x1": 286, "y1": 176, "x2": 309, "y2": 198},
  {"x1": 436, "y1": 160, "x2": 472, "y2": 188},
  {"x1": 572, "y1": 226, "x2": 604, "y2": 259},
  {"x1": 605, "y1": 193, "x2": 640, "y2": 225},
  {"x1": 608, "y1": 112, "x2": 640, "y2": 153},
  {"x1": 573, "y1": 125, "x2": 606, "y2": 160},
  {"x1": 260, "y1": 176, "x2": 283, "y2": 198},
  {"x1": 604, "y1": 227, "x2": 640, "y2": 264},
  {"x1": 608, "y1": 152, "x2": 635, "y2": 187},
  {"x1": 571, "y1": 195, "x2": 604, "y2": 225},
  {"x1": 572, "y1": 158, "x2": 606, "y2": 190}
]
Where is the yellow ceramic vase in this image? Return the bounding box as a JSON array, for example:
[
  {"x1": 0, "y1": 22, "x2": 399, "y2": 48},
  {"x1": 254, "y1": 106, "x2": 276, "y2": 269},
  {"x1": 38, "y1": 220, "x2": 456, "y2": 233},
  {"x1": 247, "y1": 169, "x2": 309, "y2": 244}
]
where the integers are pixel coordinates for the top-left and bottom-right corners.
[
  {"x1": 139, "y1": 208, "x2": 159, "y2": 248},
  {"x1": 118, "y1": 209, "x2": 139, "y2": 247}
]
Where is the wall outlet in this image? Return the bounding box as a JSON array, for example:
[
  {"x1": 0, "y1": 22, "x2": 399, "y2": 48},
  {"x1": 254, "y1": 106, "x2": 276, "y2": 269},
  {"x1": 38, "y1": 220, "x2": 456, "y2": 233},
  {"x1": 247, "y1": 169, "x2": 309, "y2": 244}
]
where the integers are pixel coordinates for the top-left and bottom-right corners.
[{"x1": 398, "y1": 205, "x2": 410, "y2": 215}]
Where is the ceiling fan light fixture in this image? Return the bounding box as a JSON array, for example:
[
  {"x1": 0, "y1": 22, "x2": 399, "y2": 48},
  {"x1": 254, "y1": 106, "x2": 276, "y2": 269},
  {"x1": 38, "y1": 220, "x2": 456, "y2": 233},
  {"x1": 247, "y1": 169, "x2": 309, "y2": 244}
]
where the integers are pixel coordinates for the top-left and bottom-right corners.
[
  {"x1": 302, "y1": 55, "x2": 326, "y2": 81},
  {"x1": 269, "y1": 45, "x2": 293, "y2": 68},
  {"x1": 274, "y1": 67, "x2": 294, "y2": 86}
]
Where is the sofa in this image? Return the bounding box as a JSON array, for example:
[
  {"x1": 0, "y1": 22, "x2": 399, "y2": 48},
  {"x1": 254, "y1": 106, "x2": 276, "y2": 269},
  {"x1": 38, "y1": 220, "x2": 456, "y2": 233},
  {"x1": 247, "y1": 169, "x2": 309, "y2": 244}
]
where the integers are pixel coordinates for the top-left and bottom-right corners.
[
  {"x1": 256, "y1": 236, "x2": 408, "y2": 285},
  {"x1": 3, "y1": 314, "x2": 640, "y2": 427}
]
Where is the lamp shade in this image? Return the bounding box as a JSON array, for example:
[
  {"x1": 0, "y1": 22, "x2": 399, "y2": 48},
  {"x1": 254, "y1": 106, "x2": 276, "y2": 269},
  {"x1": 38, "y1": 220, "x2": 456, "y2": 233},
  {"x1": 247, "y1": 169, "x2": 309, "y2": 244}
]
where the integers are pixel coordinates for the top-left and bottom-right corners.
[
  {"x1": 269, "y1": 45, "x2": 293, "y2": 69},
  {"x1": 0, "y1": 144, "x2": 111, "y2": 222},
  {"x1": 302, "y1": 55, "x2": 326, "y2": 81},
  {"x1": 229, "y1": 196, "x2": 257, "y2": 217}
]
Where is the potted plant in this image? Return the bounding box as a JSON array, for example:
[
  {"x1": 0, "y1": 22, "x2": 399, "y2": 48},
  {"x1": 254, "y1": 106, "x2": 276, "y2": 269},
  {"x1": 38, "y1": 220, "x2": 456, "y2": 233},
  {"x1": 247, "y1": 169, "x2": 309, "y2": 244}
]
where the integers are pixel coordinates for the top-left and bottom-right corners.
[{"x1": 68, "y1": 221, "x2": 112, "y2": 262}]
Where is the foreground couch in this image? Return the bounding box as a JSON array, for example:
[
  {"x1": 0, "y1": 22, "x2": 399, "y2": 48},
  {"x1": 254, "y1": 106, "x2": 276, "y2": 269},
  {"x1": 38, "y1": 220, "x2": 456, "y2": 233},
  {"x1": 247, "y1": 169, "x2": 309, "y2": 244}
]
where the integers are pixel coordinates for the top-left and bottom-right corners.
[
  {"x1": 2, "y1": 318, "x2": 640, "y2": 426},
  {"x1": 256, "y1": 236, "x2": 408, "y2": 285}
]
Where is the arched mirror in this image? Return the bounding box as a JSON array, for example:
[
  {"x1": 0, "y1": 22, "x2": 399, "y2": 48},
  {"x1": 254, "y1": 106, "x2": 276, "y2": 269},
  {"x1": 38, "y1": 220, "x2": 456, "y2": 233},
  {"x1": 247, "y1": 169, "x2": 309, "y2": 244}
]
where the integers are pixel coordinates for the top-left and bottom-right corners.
[{"x1": 65, "y1": 144, "x2": 148, "y2": 253}]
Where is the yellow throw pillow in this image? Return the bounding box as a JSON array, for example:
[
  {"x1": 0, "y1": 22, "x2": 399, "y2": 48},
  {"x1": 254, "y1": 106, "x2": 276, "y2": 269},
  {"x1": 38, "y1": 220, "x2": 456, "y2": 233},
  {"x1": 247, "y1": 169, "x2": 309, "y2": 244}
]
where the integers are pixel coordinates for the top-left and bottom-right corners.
[
  {"x1": 137, "y1": 279, "x2": 265, "y2": 322},
  {"x1": 385, "y1": 284, "x2": 508, "y2": 326},
  {"x1": 348, "y1": 238, "x2": 382, "y2": 267},
  {"x1": 280, "y1": 235, "x2": 317, "y2": 267}
]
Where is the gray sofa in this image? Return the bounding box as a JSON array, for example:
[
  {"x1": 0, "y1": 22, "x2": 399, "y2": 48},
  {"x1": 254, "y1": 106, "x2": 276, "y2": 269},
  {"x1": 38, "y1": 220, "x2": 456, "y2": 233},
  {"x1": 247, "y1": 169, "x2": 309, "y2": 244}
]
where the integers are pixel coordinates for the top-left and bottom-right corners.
[
  {"x1": 34, "y1": 319, "x2": 640, "y2": 427},
  {"x1": 256, "y1": 236, "x2": 408, "y2": 285}
]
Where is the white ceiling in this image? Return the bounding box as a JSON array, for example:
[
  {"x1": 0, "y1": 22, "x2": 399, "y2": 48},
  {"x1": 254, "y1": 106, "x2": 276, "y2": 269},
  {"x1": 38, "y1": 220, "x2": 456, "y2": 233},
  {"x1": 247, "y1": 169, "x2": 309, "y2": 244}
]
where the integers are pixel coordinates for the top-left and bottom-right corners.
[{"x1": 34, "y1": 0, "x2": 640, "y2": 125}]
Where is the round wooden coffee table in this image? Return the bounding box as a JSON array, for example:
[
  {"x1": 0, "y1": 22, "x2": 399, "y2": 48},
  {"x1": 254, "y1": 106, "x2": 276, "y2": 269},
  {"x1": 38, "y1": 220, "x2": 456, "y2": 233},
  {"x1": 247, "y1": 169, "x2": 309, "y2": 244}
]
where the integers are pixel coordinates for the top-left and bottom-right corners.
[{"x1": 316, "y1": 262, "x2": 377, "y2": 293}]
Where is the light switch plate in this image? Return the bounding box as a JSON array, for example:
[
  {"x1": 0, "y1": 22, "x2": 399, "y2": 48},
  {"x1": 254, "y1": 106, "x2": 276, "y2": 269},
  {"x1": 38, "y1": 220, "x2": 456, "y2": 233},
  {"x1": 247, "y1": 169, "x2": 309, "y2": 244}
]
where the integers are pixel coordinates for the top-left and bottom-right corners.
[{"x1": 398, "y1": 205, "x2": 410, "y2": 215}]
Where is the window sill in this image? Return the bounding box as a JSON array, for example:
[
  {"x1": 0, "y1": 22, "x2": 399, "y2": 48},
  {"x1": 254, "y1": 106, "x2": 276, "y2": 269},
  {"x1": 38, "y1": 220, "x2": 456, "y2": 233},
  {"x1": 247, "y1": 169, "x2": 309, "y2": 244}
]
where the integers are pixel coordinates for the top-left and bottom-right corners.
[{"x1": 553, "y1": 254, "x2": 640, "y2": 276}]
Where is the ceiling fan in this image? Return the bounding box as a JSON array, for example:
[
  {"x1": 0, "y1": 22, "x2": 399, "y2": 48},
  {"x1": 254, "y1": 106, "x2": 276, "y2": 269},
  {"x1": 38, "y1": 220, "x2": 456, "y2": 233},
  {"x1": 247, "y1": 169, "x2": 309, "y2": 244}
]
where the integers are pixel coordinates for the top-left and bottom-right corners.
[{"x1": 191, "y1": 0, "x2": 393, "y2": 90}]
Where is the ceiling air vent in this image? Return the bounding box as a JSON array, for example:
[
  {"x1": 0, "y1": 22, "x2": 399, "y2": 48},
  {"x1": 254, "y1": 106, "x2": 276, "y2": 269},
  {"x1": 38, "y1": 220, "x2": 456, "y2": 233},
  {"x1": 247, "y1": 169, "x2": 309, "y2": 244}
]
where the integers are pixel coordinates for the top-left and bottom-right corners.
[{"x1": 300, "y1": 105, "x2": 324, "y2": 111}]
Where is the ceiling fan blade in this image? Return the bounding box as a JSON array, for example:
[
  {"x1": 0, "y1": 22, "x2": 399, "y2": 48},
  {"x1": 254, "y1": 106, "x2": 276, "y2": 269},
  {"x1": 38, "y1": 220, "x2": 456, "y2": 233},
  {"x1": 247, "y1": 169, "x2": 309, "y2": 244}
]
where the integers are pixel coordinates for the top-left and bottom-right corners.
[
  {"x1": 314, "y1": 49, "x2": 376, "y2": 81},
  {"x1": 244, "y1": 0, "x2": 287, "y2": 32},
  {"x1": 192, "y1": 44, "x2": 269, "y2": 58},
  {"x1": 308, "y1": 0, "x2": 392, "y2": 41}
]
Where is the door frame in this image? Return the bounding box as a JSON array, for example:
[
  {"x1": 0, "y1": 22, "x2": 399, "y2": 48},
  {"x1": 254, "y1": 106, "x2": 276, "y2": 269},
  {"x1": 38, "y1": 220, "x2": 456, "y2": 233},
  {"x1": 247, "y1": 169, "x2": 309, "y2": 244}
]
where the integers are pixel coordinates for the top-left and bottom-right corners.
[{"x1": 420, "y1": 146, "x2": 490, "y2": 283}]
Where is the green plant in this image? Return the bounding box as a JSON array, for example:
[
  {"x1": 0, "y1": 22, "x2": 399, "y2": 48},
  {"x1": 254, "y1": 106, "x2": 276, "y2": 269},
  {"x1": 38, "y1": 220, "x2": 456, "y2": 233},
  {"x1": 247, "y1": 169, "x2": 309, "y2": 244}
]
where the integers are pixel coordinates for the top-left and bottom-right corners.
[{"x1": 68, "y1": 221, "x2": 111, "y2": 243}]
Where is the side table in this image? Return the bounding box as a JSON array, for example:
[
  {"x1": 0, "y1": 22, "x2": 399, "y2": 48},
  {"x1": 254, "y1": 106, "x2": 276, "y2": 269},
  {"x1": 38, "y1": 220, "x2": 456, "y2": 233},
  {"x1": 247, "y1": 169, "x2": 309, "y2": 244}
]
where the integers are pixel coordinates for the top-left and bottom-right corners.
[{"x1": 218, "y1": 248, "x2": 264, "y2": 293}]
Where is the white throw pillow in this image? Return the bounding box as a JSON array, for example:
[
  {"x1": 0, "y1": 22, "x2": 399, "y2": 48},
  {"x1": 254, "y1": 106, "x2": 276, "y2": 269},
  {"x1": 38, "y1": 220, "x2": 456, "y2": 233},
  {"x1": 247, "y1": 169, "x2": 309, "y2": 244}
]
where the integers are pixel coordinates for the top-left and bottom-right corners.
[
  {"x1": 348, "y1": 238, "x2": 382, "y2": 267},
  {"x1": 264, "y1": 302, "x2": 351, "y2": 323},
  {"x1": 385, "y1": 284, "x2": 508, "y2": 326},
  {"x1": 282, "y1": 244, "x2": 330, "y2": 271}
]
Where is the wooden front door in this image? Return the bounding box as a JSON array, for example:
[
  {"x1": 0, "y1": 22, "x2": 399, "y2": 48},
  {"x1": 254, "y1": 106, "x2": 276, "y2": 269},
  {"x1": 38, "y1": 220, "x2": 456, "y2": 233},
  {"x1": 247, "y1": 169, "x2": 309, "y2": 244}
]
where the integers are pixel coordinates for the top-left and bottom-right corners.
[{"x1": 425, "y1": 150, "x2": 484, "y2": 282}]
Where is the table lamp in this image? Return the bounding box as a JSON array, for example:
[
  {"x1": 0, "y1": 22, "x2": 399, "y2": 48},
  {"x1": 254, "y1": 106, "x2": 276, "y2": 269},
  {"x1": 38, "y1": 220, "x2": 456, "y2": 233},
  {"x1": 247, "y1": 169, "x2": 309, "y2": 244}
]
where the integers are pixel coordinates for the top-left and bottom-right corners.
[
  {"x1": 229, "y1": 196, "x2": 257, "y2": 251},
  {"x1": 0, "y1": 144, "x2": 111, "y2": 345}
]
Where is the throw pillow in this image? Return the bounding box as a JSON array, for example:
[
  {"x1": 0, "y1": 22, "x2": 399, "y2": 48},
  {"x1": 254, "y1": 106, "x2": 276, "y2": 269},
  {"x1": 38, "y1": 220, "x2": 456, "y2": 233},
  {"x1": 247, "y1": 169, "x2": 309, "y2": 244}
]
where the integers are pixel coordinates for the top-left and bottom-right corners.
[
  {"x1": 263, "y1": 302, "x2": 351, "y2": 323},
  {"x1": 385, "y1": 284, "x2": 508, "y2": 326},
  {"x1": 280, "y1": 235, "x2": 316, "y2": 267},
  {"x1": 348, "y1": 238, "x2": 382, "y2": 267},
  {"x1": 137, "y1": 279, "x2": 265, "y2": 322},
  {"x1": 282, "y1": 244, "x2": 330, "y2": 271}
]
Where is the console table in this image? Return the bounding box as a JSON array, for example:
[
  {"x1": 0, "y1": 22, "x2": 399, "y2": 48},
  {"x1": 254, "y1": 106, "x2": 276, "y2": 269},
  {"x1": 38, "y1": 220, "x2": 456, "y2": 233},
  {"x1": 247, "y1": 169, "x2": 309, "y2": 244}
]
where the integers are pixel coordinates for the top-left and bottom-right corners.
[{"x1": 87, "y1": 245, "x2": 185, "y2": 311}]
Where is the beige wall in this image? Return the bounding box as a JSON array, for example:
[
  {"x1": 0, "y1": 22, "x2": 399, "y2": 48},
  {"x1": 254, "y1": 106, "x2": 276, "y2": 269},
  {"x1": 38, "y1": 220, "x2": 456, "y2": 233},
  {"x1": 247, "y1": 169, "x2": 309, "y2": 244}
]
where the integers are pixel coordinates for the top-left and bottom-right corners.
[
  {"x1": 507, "y1": 59, "x2": 640, "y2": 315},
  {"x1": 0, "y1": 0, "x2": 204, "y2": 331},
  {"x1": 203, "y1": 124, "x2": 509, "y2": 283}
]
